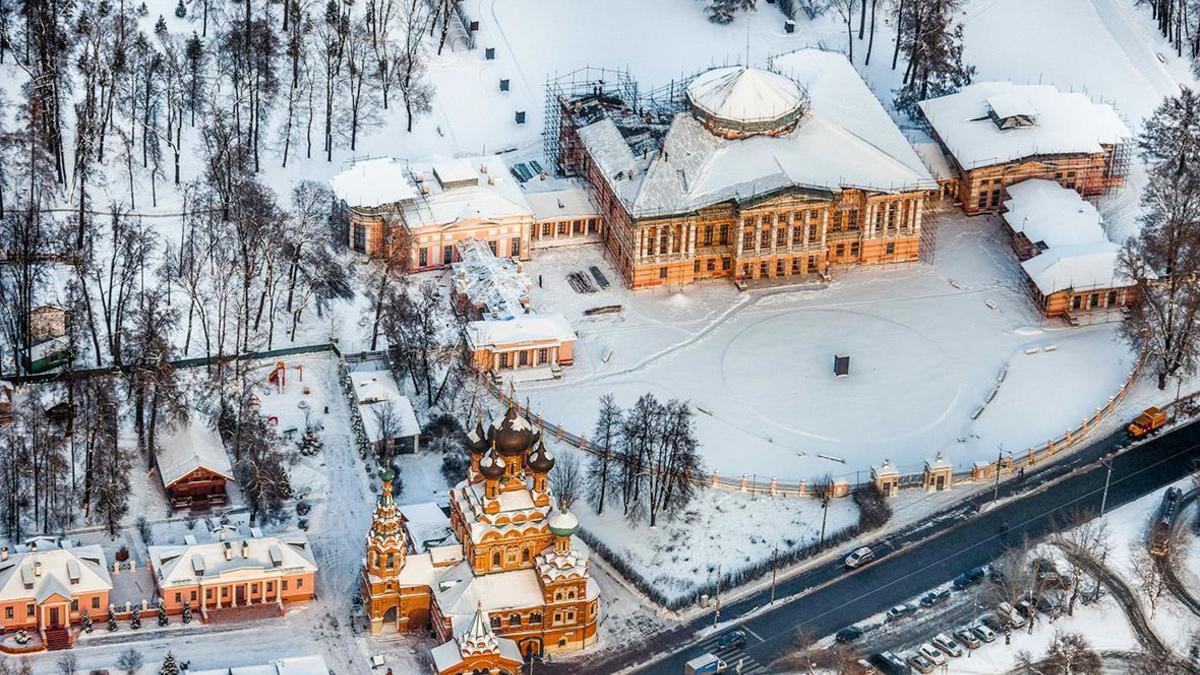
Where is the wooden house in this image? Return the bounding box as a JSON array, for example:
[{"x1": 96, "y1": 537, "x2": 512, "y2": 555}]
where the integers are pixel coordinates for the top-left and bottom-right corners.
[{"x1": 156, "y1": 416, "x2": 234, "y2": 510}]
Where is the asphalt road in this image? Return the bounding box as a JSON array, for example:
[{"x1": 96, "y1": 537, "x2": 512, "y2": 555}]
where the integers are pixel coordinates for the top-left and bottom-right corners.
[{"x1": 562, "y1": 417, "x2": 1200, "y2": 675}]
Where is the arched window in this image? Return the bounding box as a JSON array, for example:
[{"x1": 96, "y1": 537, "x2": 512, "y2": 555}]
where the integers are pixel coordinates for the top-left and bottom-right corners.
[
  {"x1": 490, "y1": 615, "x2": 501, "y2": 629},
  {"x1": 530, "y1": 612, "x2": 542, "y2": 624},
  {"x1": 509, "y1": 613, "x2": 521, "y2": 626},
  {"x1": 492, "y1": 551, "x2": 501, "y2": 567},
  {"x1": 521, "y1": 548, "x2": 530, "y2": 563},
  {"x1": 554, "y1": 591, "x2": 562, "y2": 601},
  {"x1": 567, "y1": 590, "x2": 576, "y2": 600}
]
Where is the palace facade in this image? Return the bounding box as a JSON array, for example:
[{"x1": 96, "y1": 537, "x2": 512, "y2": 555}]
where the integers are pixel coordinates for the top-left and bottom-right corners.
[
  {"x1": 556, "y1": 49, "x2": 938, "y2": 288},
  {"x1": 362, "y1": 407, "x2": 599, "y2": 663}
]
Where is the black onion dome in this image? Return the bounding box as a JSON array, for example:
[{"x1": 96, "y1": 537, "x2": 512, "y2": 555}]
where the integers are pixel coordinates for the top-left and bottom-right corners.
[
  {"x1": 527, "y1": 440, "x2": 555, "y2": 474},
  {"x1": 479, "y1": 448, "x2": 506, "y2": 479},
  {"x1": 466, "y1": 420, "x2": 488, "y2": 455},
  {"x1": 493, "y1": 405, "x2": 536, "y2": 456}
]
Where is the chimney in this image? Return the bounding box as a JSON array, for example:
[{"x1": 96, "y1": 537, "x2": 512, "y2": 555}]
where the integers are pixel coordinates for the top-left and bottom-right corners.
[
  {"x1": 33, "y1": 561, "x2": 42, "y2": 577},
  {"x1": 480, "y1": 163, "x2": 489, "y2": 174},
  {"x1": 488, "y1": 176, "x2": 496, "y2": 186},
  {"x1": 1, "y1": 546, "x2": 8, "y2": 561},
  {"x1": 223, "y1": 542, "x2": 233, "y2": 561},
  {"x1": 241, "y1": 541, "x2": 250, "y2": 560}
]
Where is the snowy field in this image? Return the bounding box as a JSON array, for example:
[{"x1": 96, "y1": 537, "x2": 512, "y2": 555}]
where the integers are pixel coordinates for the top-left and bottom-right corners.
[{"x1": 515, "y1": 213, "x2": 1138, "y2": 482}]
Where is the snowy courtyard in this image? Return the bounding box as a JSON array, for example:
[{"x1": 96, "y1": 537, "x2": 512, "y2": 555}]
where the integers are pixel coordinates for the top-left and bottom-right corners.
[{"x1": 513, "y1": 211, "x2": 1138, "y2": 482}]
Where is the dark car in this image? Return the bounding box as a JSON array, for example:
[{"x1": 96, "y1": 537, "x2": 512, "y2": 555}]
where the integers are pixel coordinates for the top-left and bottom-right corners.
[
  {"x1": 952, "y1": 567, "x2": 985, "y2": 590},
  {"x1": 716, "y1": 630, "x2": 746, "y2": 651},
  {"x1": 835, "y1": 626, "x2": 864, "y2": 643},
  {"x1": 920, "y1": 588, "x2": 951, "y2": 608}
]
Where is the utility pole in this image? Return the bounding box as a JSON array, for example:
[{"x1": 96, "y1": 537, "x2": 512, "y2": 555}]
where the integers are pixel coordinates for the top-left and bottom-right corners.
[
  {"x1": 819, "y1": 490, "x2": 830, "y2": 545},
  {"x1": 713, "y1": 563, "x2": 722, "y2": 627},
  {"x1": 770, "y1": 547, "x2": 778, "y2": 603},
  {"x1": 1099, "y1": 458, "x2": 1114, "y2": 516}
]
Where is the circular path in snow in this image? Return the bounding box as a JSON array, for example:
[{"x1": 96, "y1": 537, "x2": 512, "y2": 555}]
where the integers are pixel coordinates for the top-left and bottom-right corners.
[{"x1": 719, "y1": 308, "x2": 962, "y2": 445}]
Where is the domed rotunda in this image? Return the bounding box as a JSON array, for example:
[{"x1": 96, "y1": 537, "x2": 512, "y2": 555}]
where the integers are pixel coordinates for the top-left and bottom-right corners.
[{"x1": 686, "y1": 65, "x2": 807, "y2": 139}]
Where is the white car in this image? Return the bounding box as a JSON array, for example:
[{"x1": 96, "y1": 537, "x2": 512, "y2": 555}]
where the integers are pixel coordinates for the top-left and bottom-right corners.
[
  {"x1": 844, "y1": 546, "x2": 874, "y2": 569},
  {"x1": 932, "y1": 633, "x2": 964, "y2": 657},
  {"x1": 918, "y1": 643, "x2": 947, "y2": 666},
  {"x1": 997, "y1": 602, "x2": 1026, "y2": 629},
  {"x1": 972, "y1": 623, "x2": 997, "y2": 643}
]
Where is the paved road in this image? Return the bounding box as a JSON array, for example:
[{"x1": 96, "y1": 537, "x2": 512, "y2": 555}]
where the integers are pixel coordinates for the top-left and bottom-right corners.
[{"x1": 559, "y1": 417, "x2": 1200, "y2": 675}]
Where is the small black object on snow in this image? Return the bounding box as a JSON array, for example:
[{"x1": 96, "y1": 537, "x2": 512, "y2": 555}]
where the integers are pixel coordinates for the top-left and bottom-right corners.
[{"x1": 833, "y1": 355, "x2": 850, "y2": 377}]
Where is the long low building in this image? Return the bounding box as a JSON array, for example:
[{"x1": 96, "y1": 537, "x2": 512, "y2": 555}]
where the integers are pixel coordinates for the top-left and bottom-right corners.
[
  {"x1": 558, "y1": 48, "x2": 937, "y2": 288},
  {"x1": 465, "y1": 315, "x2": 576, "y2": 379},
  {"x1": 148, "y1": 526, "x2": 317, "y2": 622},
  {"x1": 919, "y1": 82, "x2": 1130, "y2": 215}
]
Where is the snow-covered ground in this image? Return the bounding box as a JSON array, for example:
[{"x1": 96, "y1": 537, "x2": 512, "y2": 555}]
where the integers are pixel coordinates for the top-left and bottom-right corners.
[{"x1": 514, "y1": 212, "x2": 1137, "y2": 481}]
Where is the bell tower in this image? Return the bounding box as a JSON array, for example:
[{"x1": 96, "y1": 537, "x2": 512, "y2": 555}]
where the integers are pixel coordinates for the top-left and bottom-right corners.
[{"x1": 363, "y1": 467, "x2": 409, "y2": 634}]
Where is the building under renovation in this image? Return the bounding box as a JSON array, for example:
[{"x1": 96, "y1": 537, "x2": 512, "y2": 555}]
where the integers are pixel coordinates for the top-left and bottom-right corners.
[{"x1": 547, "y1": 48, "x2": 939, "y2": 289}]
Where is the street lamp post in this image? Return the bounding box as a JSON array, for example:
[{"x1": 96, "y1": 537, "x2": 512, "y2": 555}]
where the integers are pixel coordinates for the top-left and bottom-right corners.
[{"x1": 1099, "y1": 458, "x2": 1114, "y2": 516}]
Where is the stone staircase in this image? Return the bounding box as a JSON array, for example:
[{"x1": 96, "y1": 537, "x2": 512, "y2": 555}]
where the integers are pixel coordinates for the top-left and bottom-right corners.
[{"x1": 43, "y1": 627, "x2": 71, "y2": 651}]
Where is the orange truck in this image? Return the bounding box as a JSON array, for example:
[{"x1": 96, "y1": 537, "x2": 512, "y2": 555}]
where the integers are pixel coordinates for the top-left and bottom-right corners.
[{"x1": 1128, "y1": 407, "x2": 1167, "y2": 438}]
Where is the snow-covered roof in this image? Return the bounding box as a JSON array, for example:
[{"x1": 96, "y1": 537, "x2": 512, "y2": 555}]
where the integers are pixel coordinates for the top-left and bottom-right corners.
[
  {"x1": 402, "y1": 155, "x2": 532, "y2": 230},
  {"x1": 465, "y1": 315, "x2": 576, "y2": 350},
  {"x1": 687, "y1": 66, "x2": 804, "y2": 125},
  {"x1": 526, "y1": 187, "x2": 600, "y2": 222},
  {"x1": 187, "y1": 656, "x2": 329, "y2": 675},
  {"x1": 149, "y1": 530, "x2": 317, "y2": 589},
  {"x1": 157, "y1": 415, "x2": 234, "y2": 488},
  {"x1": 349, "y1": 371, "x2": 420, "y2": 443},
  {"x1": 330, "y1": 157, "x2": 418, "y2": 209},
  {"x1": 0, "y1": 537, "x2": 111, "y2": 604},
  {"x1": 451, "y1": 238, "x2": 532, "y2": 320},
  {"x1": 1003, "y1": 179, "x2": 1106, "y2": 250},
  {"x1": 578, "y1": 50, "x2": 934, "y2": 219},
  {"x1": 912, "y1": 141, "x2": 957, "y2": 182},
  {"x1": 1020, "y1": 240, "x2": 1133, "y2": 295},
  {"x1": 918, "y1": 82, "x2": 1131, "y2": 169},
  {"x1": 432, "y1": 562, "x2": 547, "y2": 634},
  {"x1": 400, "y1": 502, "x2": 453, "y2": 553}
]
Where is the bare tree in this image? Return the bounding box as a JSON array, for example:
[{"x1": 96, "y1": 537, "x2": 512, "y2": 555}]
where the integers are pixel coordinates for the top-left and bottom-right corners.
[
  {"x1": 116, "y1": 648, "x2": 144, "y2": 675},
  {"x1": 394, "y1": 0, "x2": 432, "y2": 132},
  {"x1": 551, "y1": 450, "x2": 582, "y2": 509},
  {"x1": 1051, "y1": 511, "x2": 1111, "y2": 616},
  {"x1": 55, "y1": 653, "x2": 77, "y2": 675},
  {"x1": 370, "y1": 400, "x2": 402, "y2": 461},
  {"x1": 1017, "y1": 630, "x2": 1101, "y2": 675},
  {"x1": 586, "y1": 394, "x2": 622, "y2": 515},
  {"x1": 1130, "y1": 540, "x2": 1169, "y2": 619}
]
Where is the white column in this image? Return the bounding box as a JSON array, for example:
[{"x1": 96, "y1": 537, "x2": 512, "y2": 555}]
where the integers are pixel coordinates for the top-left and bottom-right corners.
[
  {"x1": 735, "y1": 217, "x2": 745, "y2": 259},
  {"x1": 754, "y1": 216, "x2": 763, "y2": 255}
]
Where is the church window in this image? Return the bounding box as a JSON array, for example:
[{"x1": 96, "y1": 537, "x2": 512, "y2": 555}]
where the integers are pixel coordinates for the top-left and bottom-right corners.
[
  {"x1": 568, "y1": 590, "x2": 576, "y2": 600},
  {"x1": 554, "y1": 592, "x2": 562, "y2": 601},
  {"x1": 522, "y1": 548, "x2": 530, "y2": 562},
  {"x1": 510, "y1": 613, "x2": 522, "y2": 626},
  {"x1": 530, "y1": 612, "x2": 542, "y2": 624},
  {"x1": 492, "y1": 551, "x2": 501, "y2": 567},
  {"x1": 491, "y1": 615, "x2": 502, "y2": 629},
  {"x1": 567, "y1": 611, "x2": 575, "y2": 622},
  {"x1": 385, "y1": 553, "x2": 394, "y2": 569},
  {"x1": 554, "y1": 612, "x2": 562, "y2": 624}
]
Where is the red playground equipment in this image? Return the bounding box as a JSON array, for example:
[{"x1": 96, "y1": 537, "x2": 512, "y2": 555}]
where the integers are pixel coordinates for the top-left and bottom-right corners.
[{"x1": 268, "y1": 360, "x2": 286, "y2": 391}]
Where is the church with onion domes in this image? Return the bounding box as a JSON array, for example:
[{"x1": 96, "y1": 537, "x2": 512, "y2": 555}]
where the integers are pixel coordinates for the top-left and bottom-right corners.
[{"x1": 361, "y1": 405, "x2": 600, "y2": 671}]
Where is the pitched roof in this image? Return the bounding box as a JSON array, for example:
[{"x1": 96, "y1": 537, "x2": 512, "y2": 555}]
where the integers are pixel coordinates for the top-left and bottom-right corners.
[
  {"x1": 0, "y1": 538, "x2": 111, "y2": 605},
  {"x1": 918, "y1": 82, "x2": 1131, "y2": 169},
  {"x1": 577, "y1": 49, "x2": 935, "y2": 219},
  {"x1": 1020, "y1": 240, "x2": 1133, "y2": 295},
  {"x1": 1003, "y1": 179, "x2": 1107, "y2": 250},
  {"x1": 156, "y1": 415, "x2": 234, "y2": 488},
  {"x1": 331, "y1": 157, "x2": 419, "y2": 209},
  {"x1": 148, "y1": 530, "x2": 317, "y2": 588},
  {"x1": 465, "y1": 315, "x2": 576, "y2": 350}
]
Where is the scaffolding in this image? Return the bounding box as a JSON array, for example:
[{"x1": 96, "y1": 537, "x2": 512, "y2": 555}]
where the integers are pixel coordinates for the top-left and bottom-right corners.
[{"x1": 542, "y1": 66, "x2": 699, "y2": 176}]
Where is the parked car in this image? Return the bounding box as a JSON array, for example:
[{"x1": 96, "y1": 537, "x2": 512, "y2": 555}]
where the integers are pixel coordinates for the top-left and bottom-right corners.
[
  {"x1": 851, "y1": 659, "x2": 880, "y2": 675},
  {"x1": 1016, "y1": 599, "x2": 1035, "y2": 619},
  {"x1": 972, "y1": 623, "x2": 997, "y2": 643},
  {"x1": 870, "y1": 651, "x2": 911, "y2": 675},
  {"x1": 835, "y1": 626, "x2": 864, "y2": 643},
  {"x1": 886, "y1": 604, "x2": 917, "y2": 622},
  {"x1": 920, "y1": 588, "x2": 951, "y2": 608},
  {"x1": 917, "y1": 643, "x2": 946, "y2": 666},
  {"x1": 1035, "y1": 592, "x2": 1063, "y2": 616},
  {"x1": 997, "y1": 602, "x2": 1026, "y2": 629},
  {"x1": 845, "y1": 546, "x2": 875, "y2": 569},
  {"x1": 953, "y1": 567, "x2": 985, "y2": 590},
  {"x1": 932, "y1": 633, "x2": 964, "y2": 657},
  {"x1": 953, "y1": 628, "x2": 981, "y2": 649},
  {"x1": 907, "y1": 653, "x2": 936, "y2": 674},
  {"x1": 715, "y1": 630, "x2": 746, "y2": 651}
]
